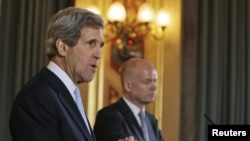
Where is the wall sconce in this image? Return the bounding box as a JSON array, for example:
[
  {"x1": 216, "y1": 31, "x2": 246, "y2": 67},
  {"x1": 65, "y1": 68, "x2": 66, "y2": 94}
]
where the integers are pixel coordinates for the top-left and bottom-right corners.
[
  {"x1": 106, "y1": 1, "x2": 170, "y2": 70},
  {"x1": 87, "y1": 1, "x2": 170, "y2": 70},
  {"x1": 106, "y1": 2, "x2": 170, "y2": 39}
]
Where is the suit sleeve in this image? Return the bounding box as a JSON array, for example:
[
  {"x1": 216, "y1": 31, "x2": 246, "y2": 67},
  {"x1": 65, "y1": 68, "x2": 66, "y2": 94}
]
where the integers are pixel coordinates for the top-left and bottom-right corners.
[{"x1": 93, "y1": 108, "x2": 132, "y2": 141}]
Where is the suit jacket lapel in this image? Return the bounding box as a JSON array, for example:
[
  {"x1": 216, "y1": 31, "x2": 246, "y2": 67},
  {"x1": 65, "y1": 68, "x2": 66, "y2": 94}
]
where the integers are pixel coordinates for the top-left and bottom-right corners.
[
  {"x1": 58, "y1": 93, "x2": 93, "y2": 140},
  {"x1": 41, "y1": 68, "x2": 93, "y2": 140},
  {"x1": 116, "y1": 98, "x2": 144, "y2": 141}
]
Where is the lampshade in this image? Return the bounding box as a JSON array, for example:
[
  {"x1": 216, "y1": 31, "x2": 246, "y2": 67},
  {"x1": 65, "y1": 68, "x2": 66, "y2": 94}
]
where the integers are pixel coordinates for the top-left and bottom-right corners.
[
  {"x1": 137, "y1": 3, "x2": 154, "y2": 23},
  {"x1": 156, "y1": 9, "x2": 170, "y2": 27},
  {"x1": 107, "y1": 2, "x2": 126, "y2": 22}
]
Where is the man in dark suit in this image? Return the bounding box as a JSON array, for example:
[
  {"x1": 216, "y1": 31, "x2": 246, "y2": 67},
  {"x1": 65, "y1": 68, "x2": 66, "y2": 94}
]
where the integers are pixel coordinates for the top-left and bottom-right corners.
[
  {"x1": 9, "y1": 7, "x2": 134, "y2": 141},
  {"x1": 94, "y1": 58, "x2": 164, "y2": 141}
]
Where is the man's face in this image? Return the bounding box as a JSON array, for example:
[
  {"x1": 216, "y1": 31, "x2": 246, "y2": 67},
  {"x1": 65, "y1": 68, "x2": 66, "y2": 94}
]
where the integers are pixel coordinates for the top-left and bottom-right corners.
[
  {"x1": 129, "y1": 68, "x2": 158, "y2": 106},
  {"x1": 66, "y1": 27, "x2": 104, "y2": 83}
]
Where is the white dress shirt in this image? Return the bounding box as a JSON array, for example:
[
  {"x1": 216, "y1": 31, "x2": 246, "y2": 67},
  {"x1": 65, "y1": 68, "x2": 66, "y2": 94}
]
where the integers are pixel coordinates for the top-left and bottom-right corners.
[
  {"x1": 123, "y1": 97, "x2": 145, "y2": 126},
  {"x1": 47, "y1": 61, "x2": 77, "y2": 101}
]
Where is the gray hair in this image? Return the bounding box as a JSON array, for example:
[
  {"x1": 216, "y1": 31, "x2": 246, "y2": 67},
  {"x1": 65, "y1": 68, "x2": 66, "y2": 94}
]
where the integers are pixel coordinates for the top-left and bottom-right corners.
[{"x1": 45, "y1": 7, "x2": 104, "y2": 59}]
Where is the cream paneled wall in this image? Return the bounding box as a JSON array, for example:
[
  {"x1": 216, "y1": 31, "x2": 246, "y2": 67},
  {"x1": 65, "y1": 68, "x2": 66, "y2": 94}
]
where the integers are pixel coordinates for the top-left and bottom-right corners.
[{"x1": 75, "y1": 0, "x2": 181, "y2": 141}]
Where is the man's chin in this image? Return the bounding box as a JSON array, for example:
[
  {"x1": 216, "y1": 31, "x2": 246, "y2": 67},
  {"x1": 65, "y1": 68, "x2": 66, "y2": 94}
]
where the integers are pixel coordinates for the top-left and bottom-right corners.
[
  {"x1": 79, "y1": 76, "x2": 94, "y2": 83},
  {"x1": 144, "y1": 100, "x2": 154, "y2": 105}
]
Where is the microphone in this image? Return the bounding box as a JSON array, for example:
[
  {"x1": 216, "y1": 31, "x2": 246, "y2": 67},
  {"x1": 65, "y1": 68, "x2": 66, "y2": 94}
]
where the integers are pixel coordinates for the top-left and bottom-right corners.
[{"x1": 204, "y1": 114, "x2": 215, "y2": 125}]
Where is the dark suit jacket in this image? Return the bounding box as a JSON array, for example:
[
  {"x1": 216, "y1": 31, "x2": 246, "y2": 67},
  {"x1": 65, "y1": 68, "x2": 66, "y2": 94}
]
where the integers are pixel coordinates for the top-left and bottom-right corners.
[
  {"x1": 9, "y1": 68, "x2": 95, "y2": 141},
  {"x1": 93, "y1": 98, "x2": 164, "y2": 141}
]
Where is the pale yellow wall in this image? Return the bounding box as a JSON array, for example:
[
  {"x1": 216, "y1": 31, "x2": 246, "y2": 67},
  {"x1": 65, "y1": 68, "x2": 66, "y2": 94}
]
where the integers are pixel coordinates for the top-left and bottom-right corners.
[
  {"x1": 160, "y1": 0, "x2": 181, "y2": 141},
  {"x1": 75, "y1": 0, "x2": 181, "y2": 141}
]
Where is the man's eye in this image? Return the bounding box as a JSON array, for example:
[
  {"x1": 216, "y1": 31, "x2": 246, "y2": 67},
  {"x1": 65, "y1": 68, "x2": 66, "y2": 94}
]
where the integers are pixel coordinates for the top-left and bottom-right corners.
[
  {"x1": 100, "y1": 42, "x2": 104, "y2": 48},
  {"x1": 86, "y1": 40, "x2": 97, "y2": 47},
  {"x1": 86, "y1": 40, "x2": 104, "y2": 48}
]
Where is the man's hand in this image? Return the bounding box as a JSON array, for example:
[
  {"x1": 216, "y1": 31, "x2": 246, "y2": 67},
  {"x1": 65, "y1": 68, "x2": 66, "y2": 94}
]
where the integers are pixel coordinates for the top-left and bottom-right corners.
[{"x1": 118, "y1": 136, "x2": 136, "y2": 141}]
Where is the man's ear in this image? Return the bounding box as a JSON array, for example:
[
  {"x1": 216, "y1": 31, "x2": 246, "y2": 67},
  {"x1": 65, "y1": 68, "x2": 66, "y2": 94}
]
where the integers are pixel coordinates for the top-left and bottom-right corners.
[
  {"x1": 55, "y1": 39, "x2": 67, "y2": 56},
  {"x1": 124, "y1": 80, "x2": 132, "y2": 92}
]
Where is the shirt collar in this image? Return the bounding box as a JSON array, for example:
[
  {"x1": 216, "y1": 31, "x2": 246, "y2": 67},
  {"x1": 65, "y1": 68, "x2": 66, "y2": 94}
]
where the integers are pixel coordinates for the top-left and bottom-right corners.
[
  {"x1": 47, "y1": 61, "x2": 77, "y2": 100},
  {"x1": 123, "y1": 97, "x2": 145, "y2": 125}
]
